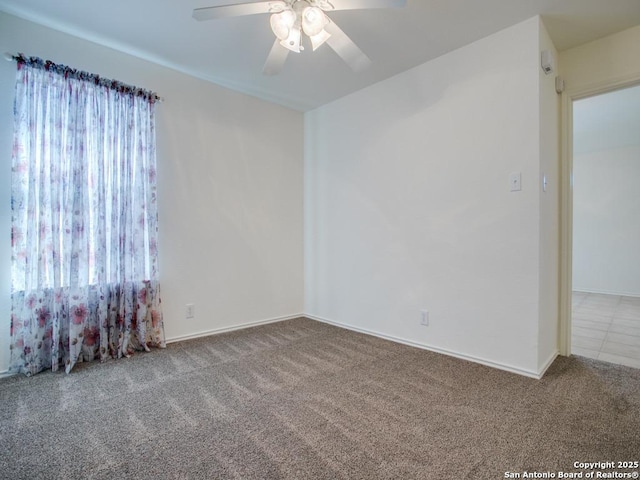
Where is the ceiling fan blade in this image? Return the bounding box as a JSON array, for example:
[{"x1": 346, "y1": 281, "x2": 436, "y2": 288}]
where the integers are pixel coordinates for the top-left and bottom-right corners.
[
  {"x1": 317, "y1": 0, "x2": 406, "y2": 11},
  {"x1": 193, "y1": 1, "x2": 286, "y2": 21},
  {"x1": 263, "y1": 39, "x2": 290, "y2": 75},
  {"x1": 324, "y1": 20, "x2": 371, "y2": 73}
]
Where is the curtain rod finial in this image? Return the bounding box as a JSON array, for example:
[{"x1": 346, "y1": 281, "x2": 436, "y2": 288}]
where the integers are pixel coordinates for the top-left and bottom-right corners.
[{"x1": 4, "y1": 52, "x2": 14, "y2": 61}]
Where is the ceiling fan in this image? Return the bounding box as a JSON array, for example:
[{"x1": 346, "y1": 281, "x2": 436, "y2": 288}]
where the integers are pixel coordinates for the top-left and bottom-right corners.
[{"x1": 193, "y1": 0, "x2": 407, "y2": 75}]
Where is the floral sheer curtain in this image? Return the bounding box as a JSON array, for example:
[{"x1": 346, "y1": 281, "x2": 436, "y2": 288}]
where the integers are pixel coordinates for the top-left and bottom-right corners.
[{"x1": 10, "y1": 56, "x2": 165, "y2": 376}]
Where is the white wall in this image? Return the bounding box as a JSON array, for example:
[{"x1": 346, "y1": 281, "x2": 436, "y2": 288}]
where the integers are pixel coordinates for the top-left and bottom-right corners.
[
  {"x1": 559, "y1": 25, "x2": 640, "y2": 92},
  {"x1": 537, "y1": 20, "x2": 560, "y2": 372},
  {"x1": 573, "y1": 145, "x2": 640, "y2": 296},
  {"x1": 572, "y1": 84, "x2": 640, "y2": 297},
  {"x1": 0, "y1": 13, "x2": 304, "y2": 373},
  {"x1": 305, "y1": 17, "x2": 554, "y2": 376}
]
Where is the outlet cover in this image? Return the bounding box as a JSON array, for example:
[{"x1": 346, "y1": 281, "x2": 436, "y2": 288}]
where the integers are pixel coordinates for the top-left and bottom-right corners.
[
  {"x1": 510, "y1": 172, "x2": 522, "y2": 192},
  {"x1": 186, "y1": 304, "x2": 195, "y2": 319}
]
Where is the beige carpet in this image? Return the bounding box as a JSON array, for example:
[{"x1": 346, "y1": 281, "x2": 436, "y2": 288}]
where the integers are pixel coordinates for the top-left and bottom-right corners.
[{"x1": 1, "y1": 317, "x2": 638, "y2": 479}]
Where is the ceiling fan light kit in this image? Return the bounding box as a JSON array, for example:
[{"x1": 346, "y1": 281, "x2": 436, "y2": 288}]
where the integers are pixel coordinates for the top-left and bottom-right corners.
[
  {"x1": 270, "y1": 2, "x2": 330, "y2": 53},
  {"x1": 301, "y1": 6, "x2": 328, "y2": 36},
  {"x1": 193, "y1": 0, "x2": 406, "y2": 75},
  {"x1": 270, "y1": 9, "x2": 296, "y2": 41}
]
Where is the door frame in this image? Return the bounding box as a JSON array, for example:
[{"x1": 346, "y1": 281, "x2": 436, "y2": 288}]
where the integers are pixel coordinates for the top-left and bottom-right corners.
[{"x1": 559, "y1": 73, "x2": 640, "y2": 356}]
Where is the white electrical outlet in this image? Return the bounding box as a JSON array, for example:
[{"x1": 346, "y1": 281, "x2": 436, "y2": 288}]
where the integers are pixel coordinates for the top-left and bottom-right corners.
[
  {"x1": 509, "y1": 172, "x2": 522, "y2": 192},
  {"x1": 420, "y1": 310, "x2": 429, "y2": 326},
  {"x1": 186, "y1": 304, "x2": 195, "y2": 319}
]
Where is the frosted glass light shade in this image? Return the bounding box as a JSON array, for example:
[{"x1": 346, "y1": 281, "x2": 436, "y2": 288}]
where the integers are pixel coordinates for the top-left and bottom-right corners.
[
  {"x1": 270, "y1": 10, "x2": 296, "y2": 41},
  {"x1": 302, "y1": 7, "x2": 326, "y2": 37}
]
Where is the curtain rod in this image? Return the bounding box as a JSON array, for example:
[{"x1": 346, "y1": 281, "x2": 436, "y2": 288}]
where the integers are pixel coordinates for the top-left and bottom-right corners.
[{"x1": 3, "y1": 52, "x2": 164, "y2": 103}]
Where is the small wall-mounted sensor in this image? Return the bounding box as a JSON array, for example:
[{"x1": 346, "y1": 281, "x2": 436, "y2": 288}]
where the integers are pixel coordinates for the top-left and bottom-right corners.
[
  {"x1": 555, "y1": 76, "x2": 565, "y2": 94},
  {"x1": 541, "y1": 50, "x2": 554, "y2": 75}
]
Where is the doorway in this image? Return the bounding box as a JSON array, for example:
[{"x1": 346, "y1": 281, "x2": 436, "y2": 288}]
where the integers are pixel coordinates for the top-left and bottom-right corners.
[{"x1": 567, "y1": 84, "x2": 640, "y2": 368}]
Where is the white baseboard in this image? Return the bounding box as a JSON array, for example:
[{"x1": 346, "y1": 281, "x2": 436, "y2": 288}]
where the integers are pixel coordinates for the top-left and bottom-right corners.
[
  {"x1": 573, "y1": 288, "x2": 640, "y2": 298},
  {"x1": 538, "y1": 350, "x2": 559, "y2": 378},
  {"x1": 165, "y1": 313, "x2": 305, "y2": 344},
  {"x1": 0, "y1": 370, "x2": 14, "y2": 379},
  {"x1": 2, "y1": 313, "x2": 558, "y2": 381},
  {"x1": 305, "y1": 314, "x2": 544, "y2": 379}
]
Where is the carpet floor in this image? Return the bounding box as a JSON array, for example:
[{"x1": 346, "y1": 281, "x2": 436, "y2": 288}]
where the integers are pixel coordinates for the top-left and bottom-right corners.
[{"x1": 1, "y1": 317, "x2": 639, "y2": 479}]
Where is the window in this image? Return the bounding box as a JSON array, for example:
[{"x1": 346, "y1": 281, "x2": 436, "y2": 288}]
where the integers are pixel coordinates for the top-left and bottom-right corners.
[{"x1": 9, "y1": 55, "x2": 165, "y2": 376}]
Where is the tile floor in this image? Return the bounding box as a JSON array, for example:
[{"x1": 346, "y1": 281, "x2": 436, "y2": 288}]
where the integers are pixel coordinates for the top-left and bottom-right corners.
[{"x1": 572, "y1": 292, "x2": 640, "y2": 369}]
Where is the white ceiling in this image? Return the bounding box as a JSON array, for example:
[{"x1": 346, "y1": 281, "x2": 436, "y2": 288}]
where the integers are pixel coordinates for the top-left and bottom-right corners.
[{"x1": 1, "y1": 0, "x2": 640, "y2": 111}]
